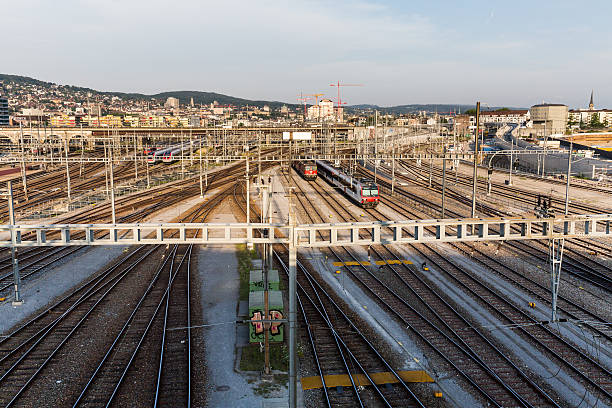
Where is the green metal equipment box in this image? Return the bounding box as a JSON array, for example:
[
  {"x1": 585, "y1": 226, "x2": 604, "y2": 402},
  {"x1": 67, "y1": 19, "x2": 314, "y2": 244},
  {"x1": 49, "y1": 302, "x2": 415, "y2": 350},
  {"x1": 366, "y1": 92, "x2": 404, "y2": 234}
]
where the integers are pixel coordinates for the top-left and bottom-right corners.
[
  {"x1": 249, "y1": 270, "x2": 265, "y2": 292},
  {"x1": 267, "y1": 269, "x2": 280, "y2": 291},
  {"x1": 248, "y1": 290, "x2": 284, "y2": 343}
]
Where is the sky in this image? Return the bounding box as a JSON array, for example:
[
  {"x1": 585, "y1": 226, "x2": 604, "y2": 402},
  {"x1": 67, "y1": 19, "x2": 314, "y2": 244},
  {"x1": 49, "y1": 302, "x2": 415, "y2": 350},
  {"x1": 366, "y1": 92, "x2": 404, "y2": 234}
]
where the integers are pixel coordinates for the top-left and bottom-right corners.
[{"x1": 2, "y1": 0, "x2": 611, "y2": 108}]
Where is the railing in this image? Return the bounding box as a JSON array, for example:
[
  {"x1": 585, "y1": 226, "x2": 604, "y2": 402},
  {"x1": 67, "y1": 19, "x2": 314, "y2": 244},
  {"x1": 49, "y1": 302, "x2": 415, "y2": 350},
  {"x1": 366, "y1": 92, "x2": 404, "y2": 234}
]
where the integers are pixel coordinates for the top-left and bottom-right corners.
[{"x1": 1, "y1": 214, "x2": 610, "y2": 248}]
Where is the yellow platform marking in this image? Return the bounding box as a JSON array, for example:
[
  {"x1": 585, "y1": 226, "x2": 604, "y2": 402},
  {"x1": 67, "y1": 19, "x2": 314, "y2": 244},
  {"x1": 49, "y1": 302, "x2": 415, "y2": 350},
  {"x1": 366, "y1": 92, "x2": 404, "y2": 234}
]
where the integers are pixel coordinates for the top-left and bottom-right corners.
[
  {"x1": 332, "y1": 260, "x2": 412, "y2": 267},
  {"x1": 301, "y1": 370, "x2": 433, "y2": 390}
]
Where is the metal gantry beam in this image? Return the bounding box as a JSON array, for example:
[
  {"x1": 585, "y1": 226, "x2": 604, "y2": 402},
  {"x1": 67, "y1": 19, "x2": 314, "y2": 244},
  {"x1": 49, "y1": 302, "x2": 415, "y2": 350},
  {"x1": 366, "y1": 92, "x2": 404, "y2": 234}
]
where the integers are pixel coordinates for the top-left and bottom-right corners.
[
  {"x1": 0, "y1": 150, "x2": 558, "y2": 165},
  {"x1": 1, "y1": 214, "x2": 610, "y2": 248}
]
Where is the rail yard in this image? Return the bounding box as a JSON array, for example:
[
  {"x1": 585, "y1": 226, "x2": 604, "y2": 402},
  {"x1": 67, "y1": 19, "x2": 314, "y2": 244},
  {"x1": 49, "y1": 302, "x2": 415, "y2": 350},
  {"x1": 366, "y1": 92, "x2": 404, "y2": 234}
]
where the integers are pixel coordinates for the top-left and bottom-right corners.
[{"x1": 0, "y1": 127, "x2": 610, "y2": 408}]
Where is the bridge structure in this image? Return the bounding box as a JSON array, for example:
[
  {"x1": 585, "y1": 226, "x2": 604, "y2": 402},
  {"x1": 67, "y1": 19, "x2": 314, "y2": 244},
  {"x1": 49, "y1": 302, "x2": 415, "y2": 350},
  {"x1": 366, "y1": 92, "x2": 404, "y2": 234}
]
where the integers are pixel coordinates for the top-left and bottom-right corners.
[
  {"x1": 1, "y1": 209, "x2": 611, "y2": 408},
  {"x1": 0, "y1": 125, "x2": 357, "y2": 145}
]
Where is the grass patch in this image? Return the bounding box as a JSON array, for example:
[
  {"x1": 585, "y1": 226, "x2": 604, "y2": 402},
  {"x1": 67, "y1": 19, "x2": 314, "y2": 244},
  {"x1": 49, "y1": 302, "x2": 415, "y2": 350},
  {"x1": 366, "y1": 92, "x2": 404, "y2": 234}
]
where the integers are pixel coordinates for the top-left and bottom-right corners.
[
  {"x1": 236, "y1": 244, "x2": 259, "y2": 301},
  {"x1": 240, "y1": 344, "x2": 289, "y2": 372},
  {"x1": 253, "y1": 380, "x2": 283, "y2": 396}
]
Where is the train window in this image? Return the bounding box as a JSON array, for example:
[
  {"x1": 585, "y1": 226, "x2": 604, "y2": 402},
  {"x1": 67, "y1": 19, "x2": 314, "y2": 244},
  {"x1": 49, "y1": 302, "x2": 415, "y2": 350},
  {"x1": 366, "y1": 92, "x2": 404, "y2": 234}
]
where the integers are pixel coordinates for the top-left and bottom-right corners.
[{"x1": 362, "y1": 188, "x2": 378, "y2": 197}]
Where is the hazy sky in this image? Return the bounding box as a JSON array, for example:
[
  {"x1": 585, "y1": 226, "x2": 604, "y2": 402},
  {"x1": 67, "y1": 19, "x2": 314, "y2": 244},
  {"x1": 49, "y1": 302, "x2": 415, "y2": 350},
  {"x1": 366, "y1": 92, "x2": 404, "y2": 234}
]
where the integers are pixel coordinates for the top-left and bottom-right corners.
[{"x1": 2, "y1": 0, "x2": 611, "y2": 108}]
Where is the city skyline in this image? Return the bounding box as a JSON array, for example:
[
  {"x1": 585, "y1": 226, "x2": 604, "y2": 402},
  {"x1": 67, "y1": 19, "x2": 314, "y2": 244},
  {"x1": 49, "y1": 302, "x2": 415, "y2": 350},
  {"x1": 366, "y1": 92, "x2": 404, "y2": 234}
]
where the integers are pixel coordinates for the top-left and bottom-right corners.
[{"x1": 2, "y1": 0, "x2": 611, "y2": 108}]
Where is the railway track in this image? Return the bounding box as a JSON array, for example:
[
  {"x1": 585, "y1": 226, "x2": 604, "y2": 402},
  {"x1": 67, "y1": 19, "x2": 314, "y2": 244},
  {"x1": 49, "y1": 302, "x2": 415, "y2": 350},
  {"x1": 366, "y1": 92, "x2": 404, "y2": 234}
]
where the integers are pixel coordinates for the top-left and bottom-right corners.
[
  {"x1": 301, "y1": 173, "x2": 567, "y2": 407},
  {"x1": 0, "y1": 158, "x2": 268, "y2": 295},
  {"x1": 396, "y1": 158, "x2": 612, "y2": 215},
  {"x1": 360, "y1": 164, "x2": 612, "y2": 293},
  {"x1": 313, "y1": 169, "x2": 612, "y2": 406},
  {"x1": 233, "y1": 175, "x2": 428, "y2": 408},
  {"x1": 0, "y1": 153, "x2": 274, "y2": 407},
  {"x1": 0, "y1": 161, "x2": 247, "y2": 406}
]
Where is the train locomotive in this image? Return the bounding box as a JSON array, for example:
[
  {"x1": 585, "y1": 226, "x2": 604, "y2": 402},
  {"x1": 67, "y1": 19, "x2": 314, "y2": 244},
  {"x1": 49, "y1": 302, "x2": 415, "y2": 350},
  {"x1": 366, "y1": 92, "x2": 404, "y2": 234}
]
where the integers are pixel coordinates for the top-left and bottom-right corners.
[
  {"x1": 315, "y1": 160, "x2": 379, "y2": 208},
  {"x1": 293, "y1": 160, "x2": 317, "y2": 181}
]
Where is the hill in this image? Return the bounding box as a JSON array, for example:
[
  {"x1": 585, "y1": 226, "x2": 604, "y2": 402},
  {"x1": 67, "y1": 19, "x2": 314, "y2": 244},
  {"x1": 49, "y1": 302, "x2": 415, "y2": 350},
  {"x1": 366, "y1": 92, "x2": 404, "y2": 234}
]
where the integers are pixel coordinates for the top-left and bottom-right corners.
[
  {"x1": 0, "y1": 73, "x2": 294, "y2": 108},
  {"x1": 347, "y1": 103, "x2": 526, "y2": 114}
]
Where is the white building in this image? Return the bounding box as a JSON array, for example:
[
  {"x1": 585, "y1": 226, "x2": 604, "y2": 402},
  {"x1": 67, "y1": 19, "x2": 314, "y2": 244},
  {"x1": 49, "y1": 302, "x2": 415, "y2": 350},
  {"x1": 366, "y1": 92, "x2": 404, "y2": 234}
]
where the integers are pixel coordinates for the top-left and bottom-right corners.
[
  {"x1": 479, "y1": 110, "x2": 530, "y2": 125},
  {"x1": 568, "y1": 91, "x2": 611, "y2": 127},
  {"x1": 307, "y1": 99, "x2": 336, "y2": 121},
  {"x1": 164, "y1": 97, "x2": 180, "y2": 109}
]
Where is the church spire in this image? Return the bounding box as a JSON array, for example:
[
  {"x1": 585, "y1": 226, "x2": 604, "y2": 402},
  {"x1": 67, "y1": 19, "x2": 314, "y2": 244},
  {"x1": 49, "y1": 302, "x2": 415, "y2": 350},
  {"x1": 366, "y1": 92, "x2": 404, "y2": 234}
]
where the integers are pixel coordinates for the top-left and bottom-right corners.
[{"x1": 589, "y1": 90, "x2": 594, "y2": 110}]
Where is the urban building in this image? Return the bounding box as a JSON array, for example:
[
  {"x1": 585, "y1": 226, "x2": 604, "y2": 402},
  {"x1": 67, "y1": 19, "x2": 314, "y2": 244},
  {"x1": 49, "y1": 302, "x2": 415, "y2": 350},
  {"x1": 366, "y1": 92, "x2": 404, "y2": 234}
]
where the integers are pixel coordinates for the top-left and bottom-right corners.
[
  {"x1": 568, "y1": 91, "x2": 611, "y2": 127},
  {"x1": 0, "y1": 95, "x2": 9, "y2": 126},
  {"x1": 529, "y1": 103, "x2": 568, "y2": 135},
  {"x1": 307, "y1": 99, "x2": 335, "y2": 121},
  {"x1": 451, "y1": 114, "x2": 475, "y2": 136},
  {"x1": 479, "y1": 110, "x2": 530, "y2": 125},
  {"x1": 164, "y1": 97, "x2": 180, "y2": 109}
]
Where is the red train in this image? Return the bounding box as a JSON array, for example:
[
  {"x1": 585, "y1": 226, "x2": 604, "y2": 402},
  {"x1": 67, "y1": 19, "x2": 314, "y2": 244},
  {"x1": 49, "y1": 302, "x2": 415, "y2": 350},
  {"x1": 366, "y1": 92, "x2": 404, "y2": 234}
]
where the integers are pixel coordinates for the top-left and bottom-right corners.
[{"x1": 293, "y1": 161, "x2": 317, "y2": 181}]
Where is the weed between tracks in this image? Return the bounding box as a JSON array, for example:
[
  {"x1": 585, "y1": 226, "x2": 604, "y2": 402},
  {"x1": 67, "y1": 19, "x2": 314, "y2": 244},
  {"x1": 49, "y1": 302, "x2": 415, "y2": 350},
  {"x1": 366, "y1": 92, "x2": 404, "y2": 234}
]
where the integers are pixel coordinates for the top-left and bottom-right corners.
[
  {"x1": 240, "y1": 344, "x2": 289, "y2": 372},
  {"x1": 236, "y1": 244, "x2": 259, "y2": 300}
]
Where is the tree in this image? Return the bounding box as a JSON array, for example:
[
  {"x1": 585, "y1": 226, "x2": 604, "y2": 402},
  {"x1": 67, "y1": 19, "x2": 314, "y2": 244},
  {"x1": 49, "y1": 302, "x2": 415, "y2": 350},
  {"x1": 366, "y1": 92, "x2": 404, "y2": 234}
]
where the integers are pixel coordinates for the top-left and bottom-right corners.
[
  {"x1": 590, "y1": 113, "x2": 603, "y2": 128},
  {"x1": 464, "y1": 108, "x2": 477, "y2": 115}
]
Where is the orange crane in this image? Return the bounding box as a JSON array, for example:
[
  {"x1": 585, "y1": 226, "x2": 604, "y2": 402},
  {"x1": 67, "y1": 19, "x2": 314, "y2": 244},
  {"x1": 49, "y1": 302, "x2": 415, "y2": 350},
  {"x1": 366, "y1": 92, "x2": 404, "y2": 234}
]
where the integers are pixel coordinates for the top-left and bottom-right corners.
[{"x1": 330, "y1": 81, "x2": 363, "y2": 121}]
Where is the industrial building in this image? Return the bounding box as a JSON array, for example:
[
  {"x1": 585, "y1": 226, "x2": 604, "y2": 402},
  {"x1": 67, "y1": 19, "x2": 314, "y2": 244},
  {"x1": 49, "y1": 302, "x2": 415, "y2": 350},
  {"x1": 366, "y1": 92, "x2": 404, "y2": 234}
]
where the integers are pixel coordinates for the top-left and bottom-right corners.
[
  {"x1": 529, "y1": 103, "x2": 568, "y2": 135},
  {"x1": 0, "y1": 95, "x2": 9, "y2": 126}
]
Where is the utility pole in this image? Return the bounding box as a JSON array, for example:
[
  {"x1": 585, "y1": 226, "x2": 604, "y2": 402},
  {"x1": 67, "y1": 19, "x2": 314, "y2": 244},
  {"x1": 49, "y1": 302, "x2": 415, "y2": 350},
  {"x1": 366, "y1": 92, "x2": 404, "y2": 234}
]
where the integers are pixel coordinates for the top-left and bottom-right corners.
[
  {"x1": 190, "y1": 128, "x2": 194, "y2": 166},
  {"x1": 146, "y1": 159, "x2": 150, "y2": 189},
  {"x1": 565, "y1": 140, "x2": 573, "y2": 215},
  {"x1": 508, "y1": 138, "x2": 514, "y2": 185},
  {"x1": 442, "y1": 145, "x2": 447, "y2": 218},
  {"x1": 133, "y1": 132, "x2": 138, "y2": 181},
  {"x1": 428, "y1": 142, "x2": 433, "y2": 188},
  {"x1": 471, "y1": 102, "x2": 481, "y2": 218},
  {"x1": 19, "y1": 123, "x2": 28, "y2": 201},
  {"x1": 258, "y1": 133, "x2": 262, "y2": 180},
  {"x1": 5, "y1": 182, "x2": 22, "y2": 305},
  {"x1": 104, "y1": 140, "x2": 110, "y2": 198},
  {"x1": 199, "y1": 144, "x2": 204, "y2": 198},
  {"x1": 109, "y1": 148, "x2": 116, "y2": 224},
  {"x1": 181, "y1": 131, "x2": 185, "y2": 179},
  {"x1": 541, "y1": 122, "x2": 548, "y2": 178},
  {"x1": 374, "y1": 110, "x2": 378, "y2": 183},
  {"x1": 80, "y1": 125, "x2": 84, "y2": 178},
  {"x1": 391, "y1": 139, "x2": 396, "y2": 196},
  {"x1": 287, "y1": 188, "x2": 297, "y2": 408},
  {"x1": 64, "y1": 139, "x2": 72, "y2": 205},
  {"x1": 246, "y1": 157, "x2": 250, "y2": 224}
]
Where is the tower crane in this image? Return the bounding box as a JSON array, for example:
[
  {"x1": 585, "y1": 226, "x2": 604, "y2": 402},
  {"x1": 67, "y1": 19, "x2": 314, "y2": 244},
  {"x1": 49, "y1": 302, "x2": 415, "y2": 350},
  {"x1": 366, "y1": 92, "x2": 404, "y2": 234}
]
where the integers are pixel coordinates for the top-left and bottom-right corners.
[
  {"x1": 297, "y1": 93, "x2": 313, "y2": 120},
  {"x1": 330, "y1": 81, "x2": 363, "y2": 121},
  {"x1": 303, "y1": 93, "x2": 325, "y2": 121}
]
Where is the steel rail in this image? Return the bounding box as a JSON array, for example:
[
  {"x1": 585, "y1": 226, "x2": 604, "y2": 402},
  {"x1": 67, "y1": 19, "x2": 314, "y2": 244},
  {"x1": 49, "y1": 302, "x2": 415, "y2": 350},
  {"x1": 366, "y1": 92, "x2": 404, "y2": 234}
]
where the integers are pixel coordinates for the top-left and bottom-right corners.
[
  {"x1": 367, "y1": 163, "x2": 612, "y2": 291},
  {"x1": 381, "y1": 196, "x2": 612, "y2": 342},
  {"x1": 307, "y1": 174, "x2": 558, "y2": 407}
]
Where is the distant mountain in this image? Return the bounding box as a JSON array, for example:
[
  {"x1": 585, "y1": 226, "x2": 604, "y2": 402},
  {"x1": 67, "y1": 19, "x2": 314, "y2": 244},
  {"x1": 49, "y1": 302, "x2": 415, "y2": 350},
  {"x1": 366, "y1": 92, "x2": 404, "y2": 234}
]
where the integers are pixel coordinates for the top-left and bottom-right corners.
[
  {"x1": 0, "y1": 73, "x2": 526, "y2": 113},
  {"x1": 347, "y1": 103, "x2": 527, "y2": 114},
  {"x1": 0, "y1": 73, "x2": 295, "y2": 108}
]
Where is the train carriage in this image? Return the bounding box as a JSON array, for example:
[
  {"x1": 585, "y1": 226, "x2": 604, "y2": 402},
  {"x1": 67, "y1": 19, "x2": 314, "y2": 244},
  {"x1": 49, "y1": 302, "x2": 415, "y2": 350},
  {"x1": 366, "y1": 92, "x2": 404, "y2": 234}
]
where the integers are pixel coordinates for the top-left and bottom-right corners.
[
  {"x1": 315, "y1": 160, "x2": 379, "y2": 208},
  {"x1": 293, "y1": 161, "x2": 317, "y2": 181}
]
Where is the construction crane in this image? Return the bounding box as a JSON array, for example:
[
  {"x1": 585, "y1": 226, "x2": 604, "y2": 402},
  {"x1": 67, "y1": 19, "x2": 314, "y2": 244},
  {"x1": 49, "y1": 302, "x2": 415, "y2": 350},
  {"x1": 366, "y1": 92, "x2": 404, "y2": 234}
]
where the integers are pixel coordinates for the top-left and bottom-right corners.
[
  {"x1": 330, "y1": 81, "x2": 363, "y2": 121},
  {"x1": 303, "y1": 93, "x2": 325, "y2": 121},
  {"x1": 297, "y1": 93, "x2": 313, "y2": 119}
]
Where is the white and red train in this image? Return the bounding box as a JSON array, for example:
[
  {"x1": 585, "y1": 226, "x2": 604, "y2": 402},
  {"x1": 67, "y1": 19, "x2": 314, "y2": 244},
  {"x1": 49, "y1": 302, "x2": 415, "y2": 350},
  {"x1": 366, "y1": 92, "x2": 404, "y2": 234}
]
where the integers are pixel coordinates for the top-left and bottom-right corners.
[
  {"x1": 292, "y1": 161, "x2": 317, "y2": 181},
  {"x1": 146, "y1": 141, "x2": 201, "y2": 164},
  {"x1": 315, "y1": 160, "x2": 380, "y2": 208}
]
